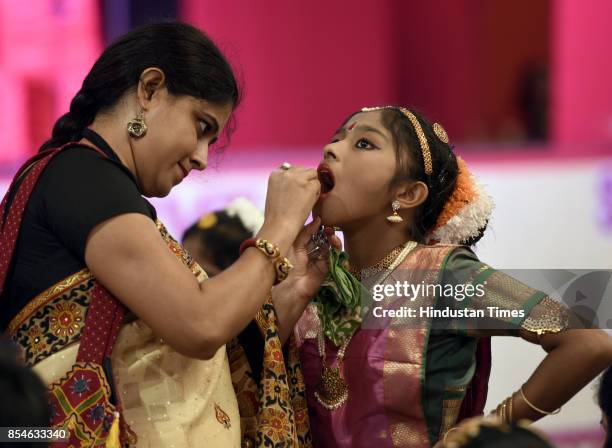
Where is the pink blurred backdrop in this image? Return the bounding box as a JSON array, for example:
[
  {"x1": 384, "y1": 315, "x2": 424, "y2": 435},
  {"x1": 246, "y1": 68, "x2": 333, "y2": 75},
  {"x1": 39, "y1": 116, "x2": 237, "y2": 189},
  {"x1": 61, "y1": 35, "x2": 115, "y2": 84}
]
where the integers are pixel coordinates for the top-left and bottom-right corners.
[
  {"x1": 1, "y1": 0, "x2": 611, "y2": 166},
  {"x1": 0, "y1": 3, "x2": 610, "y2": 444}
]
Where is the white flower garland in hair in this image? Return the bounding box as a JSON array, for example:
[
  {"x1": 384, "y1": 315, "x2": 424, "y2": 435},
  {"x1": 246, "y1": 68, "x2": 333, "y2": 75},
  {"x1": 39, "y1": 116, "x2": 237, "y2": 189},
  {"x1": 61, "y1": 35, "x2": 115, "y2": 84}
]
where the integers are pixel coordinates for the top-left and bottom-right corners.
[
  {"x1": 429, "y1": 179, "x2": 495, "y2": 245},
  {"x1": 224, "y1": 197, "x2": 264, "y2": 236}
]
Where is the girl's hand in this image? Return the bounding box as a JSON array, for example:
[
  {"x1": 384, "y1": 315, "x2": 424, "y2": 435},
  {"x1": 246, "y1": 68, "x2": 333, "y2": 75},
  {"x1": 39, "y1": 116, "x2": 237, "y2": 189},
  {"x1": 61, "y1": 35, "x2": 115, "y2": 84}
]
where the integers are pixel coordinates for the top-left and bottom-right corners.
[
  {"x1": 287, "y1": 217, "x2": 341, "y2": 301},
  {"x1": 272, "y1": 217, "x2": 341, "y2": 342}
]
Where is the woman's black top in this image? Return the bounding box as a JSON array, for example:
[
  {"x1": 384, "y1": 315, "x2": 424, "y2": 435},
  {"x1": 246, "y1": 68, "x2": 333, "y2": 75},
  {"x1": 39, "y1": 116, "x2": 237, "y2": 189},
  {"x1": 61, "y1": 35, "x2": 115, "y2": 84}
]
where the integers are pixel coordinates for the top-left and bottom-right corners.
[
  {"x1": 1, "y1": 129, "x2": 264, "y2": 380},
  {"x1": 1, "y1": 129, "x2": 155, "y2": 331}
]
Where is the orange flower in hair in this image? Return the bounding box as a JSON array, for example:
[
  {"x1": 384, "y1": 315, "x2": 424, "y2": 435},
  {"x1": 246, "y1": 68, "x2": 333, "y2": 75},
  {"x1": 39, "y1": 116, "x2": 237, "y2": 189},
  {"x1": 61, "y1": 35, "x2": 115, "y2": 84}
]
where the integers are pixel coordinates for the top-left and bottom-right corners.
[{"x1": 429, "y1": 156, "x2": 494, "y2": 245}]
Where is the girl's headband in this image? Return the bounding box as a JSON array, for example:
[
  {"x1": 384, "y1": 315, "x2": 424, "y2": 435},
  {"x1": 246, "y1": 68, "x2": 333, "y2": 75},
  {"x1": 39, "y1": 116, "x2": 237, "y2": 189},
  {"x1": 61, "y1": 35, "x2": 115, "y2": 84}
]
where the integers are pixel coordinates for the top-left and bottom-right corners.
[{"x1": 361, "y1": 106, "x2": 494, "y2": 245}]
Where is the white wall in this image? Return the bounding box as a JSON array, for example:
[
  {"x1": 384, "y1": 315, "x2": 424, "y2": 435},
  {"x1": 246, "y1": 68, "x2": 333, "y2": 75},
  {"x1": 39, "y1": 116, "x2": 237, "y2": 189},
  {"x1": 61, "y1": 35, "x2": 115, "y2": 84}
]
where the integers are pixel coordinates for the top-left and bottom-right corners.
[{"x1": 472, "y1": 158, "x2": 612, "y2": 435}]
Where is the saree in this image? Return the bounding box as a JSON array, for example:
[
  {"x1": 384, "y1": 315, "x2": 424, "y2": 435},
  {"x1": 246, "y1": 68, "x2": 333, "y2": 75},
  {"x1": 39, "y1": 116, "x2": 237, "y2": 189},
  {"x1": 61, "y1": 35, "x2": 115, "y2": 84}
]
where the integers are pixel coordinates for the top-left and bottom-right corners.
[
  {"x1": 296, "y1": 244, "x2": 568, "y2": 447},
  {"x1": 7, "y1": 220, "x2": 241, "y2": 447},
  {"x1": 2, "y1": 142, "x2": 312, "y2": 447}
]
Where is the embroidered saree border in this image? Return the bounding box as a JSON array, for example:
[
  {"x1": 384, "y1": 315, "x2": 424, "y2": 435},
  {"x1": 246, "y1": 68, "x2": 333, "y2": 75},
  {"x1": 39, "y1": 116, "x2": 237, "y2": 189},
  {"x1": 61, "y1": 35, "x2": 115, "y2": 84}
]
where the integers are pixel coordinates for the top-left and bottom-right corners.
[
  {"x1": 7, "y1": 269, "x2": 91, "y2": 337},
  {"x1": 384, "y1": 245, "x2": 456, "y2": 447}
]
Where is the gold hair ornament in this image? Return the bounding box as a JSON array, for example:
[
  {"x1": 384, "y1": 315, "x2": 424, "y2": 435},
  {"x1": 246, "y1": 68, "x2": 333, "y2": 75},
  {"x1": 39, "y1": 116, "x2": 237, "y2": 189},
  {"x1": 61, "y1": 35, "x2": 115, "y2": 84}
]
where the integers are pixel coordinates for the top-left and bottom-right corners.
[
  {"x1": 361, "y1": 106, "x2": 433, "y2": 175},
  {"x1": 433, "y1": 122, "x2": 449, "y2": 143}
]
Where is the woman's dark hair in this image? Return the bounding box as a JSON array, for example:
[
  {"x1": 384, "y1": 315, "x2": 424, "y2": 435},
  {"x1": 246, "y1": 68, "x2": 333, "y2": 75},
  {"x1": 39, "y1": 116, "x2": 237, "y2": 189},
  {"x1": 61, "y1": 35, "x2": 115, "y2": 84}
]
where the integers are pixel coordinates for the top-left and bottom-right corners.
[
  {"x1": 182, "y1": 212, "x2": 252, "y2": 271},
  {"x1": 345, "y1": 107, "x2": 487, "y2": 245},
  {"x1": 452, "y1": 422, "x2": 554, "y2": 448},
  {"x1": 599, "y1": 367, "x2": 612, "y2": 447},
  {"x1": 40, "y1": 21, "x2": 240, "y2": 152}
]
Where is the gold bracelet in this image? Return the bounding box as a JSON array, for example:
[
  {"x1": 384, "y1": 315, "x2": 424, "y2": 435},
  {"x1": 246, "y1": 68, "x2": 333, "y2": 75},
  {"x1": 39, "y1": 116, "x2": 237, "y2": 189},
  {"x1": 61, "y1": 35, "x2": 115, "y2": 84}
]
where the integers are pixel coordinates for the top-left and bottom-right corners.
[
  {"x1": 443, "y1": 427, "x2": 459, "y2": 444},
  {"x1": 492, "y1": 394, "x2": 514, "y2": 424},
  {"x1": 255, "y1": 238, "x2": 281, "y2": 259},
  {"x1": 507, "y1": 394, "x2": 513, "y2": 423},
  {"x1": 520, "y1": 386, "x2": 561, "y2": 415},
  {"x1": 256, "y1": 239, "x2": 293, "y2": 284},
  {"x1": 274, "y1": 257, "x2": 294, "y2": 284},
  {"x1": 495, "y1": 400, "x2": 505, "y2": 422},
  {"x1": 244, "y1": 238, "x2": 292, "y2": 283}
]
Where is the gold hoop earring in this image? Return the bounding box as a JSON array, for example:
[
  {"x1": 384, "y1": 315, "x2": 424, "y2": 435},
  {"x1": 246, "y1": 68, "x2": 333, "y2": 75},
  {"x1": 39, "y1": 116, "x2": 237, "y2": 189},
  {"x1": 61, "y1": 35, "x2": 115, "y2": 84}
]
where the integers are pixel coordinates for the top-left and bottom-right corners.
[
  {"x1": 386, "y1": 200, "x2": 403, "y2": 223},
  {"x1": 127, "y1": 111, "x2": 148, "y2": 138}
]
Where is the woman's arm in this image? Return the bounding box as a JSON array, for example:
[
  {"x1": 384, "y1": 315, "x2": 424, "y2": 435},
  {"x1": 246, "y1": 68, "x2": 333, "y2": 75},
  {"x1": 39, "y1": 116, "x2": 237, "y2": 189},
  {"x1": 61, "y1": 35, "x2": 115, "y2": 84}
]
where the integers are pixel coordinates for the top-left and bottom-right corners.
[{"x1": 85, "y1": 168, "x2": 320, "y2": 360}]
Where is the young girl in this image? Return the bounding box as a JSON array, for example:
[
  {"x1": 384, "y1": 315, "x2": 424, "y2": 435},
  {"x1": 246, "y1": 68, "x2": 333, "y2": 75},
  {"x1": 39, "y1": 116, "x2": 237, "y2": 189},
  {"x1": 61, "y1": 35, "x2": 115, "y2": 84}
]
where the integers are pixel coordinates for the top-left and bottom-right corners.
[{"x1": 294, "y1": 106, "x2": 612, "y2": 447}]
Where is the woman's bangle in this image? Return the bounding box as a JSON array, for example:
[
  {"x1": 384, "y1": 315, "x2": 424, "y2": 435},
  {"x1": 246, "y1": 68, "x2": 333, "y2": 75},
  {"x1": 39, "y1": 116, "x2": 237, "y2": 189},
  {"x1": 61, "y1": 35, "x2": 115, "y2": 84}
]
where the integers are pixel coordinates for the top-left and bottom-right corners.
[
  {"x1": 239, "y1": 238, "x2": 293, "y2": 284},
  {"x1": 274, "y1": 257, "x2": 294, "y2": 283},
  {"x1": 239, "y1": 238, "x2": 281, "y2": 258},
  {"x1": 520, "y1": 386, "x2": 561, "y2": 415},
  {"x1": 239, "y1": 237, "x2": 256, "y2": 255}
]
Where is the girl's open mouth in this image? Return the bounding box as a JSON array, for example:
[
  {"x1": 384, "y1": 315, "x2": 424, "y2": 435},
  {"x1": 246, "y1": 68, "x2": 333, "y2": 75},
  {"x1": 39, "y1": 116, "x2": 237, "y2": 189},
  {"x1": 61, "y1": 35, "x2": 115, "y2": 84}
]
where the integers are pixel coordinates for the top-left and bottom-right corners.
[{"x1": 317, "y1": 164, "x2": 335, "y2": 196}]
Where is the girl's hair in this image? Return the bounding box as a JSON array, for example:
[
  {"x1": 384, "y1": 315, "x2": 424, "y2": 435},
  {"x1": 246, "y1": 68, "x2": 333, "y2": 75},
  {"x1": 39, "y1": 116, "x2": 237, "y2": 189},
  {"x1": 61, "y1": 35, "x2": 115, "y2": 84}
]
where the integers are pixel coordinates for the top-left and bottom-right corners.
[
  {"x1": 40, "y1": 21, "x2": 240, "y2": 152},
  {"x1": 182, "y1": 212, "x2": 251, "y2": 271},
  {"x1": 453, "y1": 422, "x2": 554, "y2": 448},
  {"x1": 348, "y1": 107, "x2": 487, "y2": 245}
]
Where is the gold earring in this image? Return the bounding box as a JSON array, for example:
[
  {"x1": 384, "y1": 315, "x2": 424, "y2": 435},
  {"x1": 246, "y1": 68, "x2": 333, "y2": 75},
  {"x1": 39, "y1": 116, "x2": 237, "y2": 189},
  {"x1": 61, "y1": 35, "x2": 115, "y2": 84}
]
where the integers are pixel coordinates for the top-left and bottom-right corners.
[
  {"x1": 386, "y1": 200, "x2": 403, "y2": 223},
  {"x1": 127, "y1": 111, "x2": 148, "y2": 138}
]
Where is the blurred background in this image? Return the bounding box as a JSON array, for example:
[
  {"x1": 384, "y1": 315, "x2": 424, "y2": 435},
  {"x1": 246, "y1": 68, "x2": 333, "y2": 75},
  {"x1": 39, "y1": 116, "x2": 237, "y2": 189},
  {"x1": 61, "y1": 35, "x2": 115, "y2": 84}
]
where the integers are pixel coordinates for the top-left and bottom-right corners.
[{"x1": 0, "y1": 0, "x2": 611, "y2": 446}]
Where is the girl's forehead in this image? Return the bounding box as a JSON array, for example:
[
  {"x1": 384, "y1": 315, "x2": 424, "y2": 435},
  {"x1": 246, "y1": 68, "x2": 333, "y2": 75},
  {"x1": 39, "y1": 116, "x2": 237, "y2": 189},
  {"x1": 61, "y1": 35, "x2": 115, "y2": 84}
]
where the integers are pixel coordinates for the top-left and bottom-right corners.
[
  {"x1": 345, "y1": 110, "x2": 384, "y2": 126},
  {"x1": 342, "y1": 110, "x2": 386, "y2": 132},
  {"x1": 341, "y1": 111, "x2": 393, "y2": 143}
]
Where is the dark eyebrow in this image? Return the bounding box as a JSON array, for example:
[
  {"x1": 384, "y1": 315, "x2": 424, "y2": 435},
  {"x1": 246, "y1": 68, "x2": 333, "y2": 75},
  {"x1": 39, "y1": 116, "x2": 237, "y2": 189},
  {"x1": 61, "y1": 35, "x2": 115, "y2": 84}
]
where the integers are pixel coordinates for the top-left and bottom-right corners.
[{"x1": 354, "y1": 124, "x2": 388, "y2": 141}]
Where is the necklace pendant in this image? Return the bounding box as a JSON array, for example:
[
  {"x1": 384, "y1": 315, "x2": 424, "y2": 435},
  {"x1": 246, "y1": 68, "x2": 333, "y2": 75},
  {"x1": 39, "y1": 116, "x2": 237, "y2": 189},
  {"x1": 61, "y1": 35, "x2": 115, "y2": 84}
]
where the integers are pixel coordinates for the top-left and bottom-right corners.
[{"x1": 314, "y1": 366, "x2": 349, "y2": 410}]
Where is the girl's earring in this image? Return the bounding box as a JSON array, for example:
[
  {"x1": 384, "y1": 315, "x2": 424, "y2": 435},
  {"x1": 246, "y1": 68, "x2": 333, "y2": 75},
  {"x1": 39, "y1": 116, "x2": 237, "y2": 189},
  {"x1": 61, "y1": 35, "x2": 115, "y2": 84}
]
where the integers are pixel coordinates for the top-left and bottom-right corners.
[
  {"x1": 127, "y1": 110, "x2": 148, "y2": 138},
  {"x1": 386, "y1": 200, "x2": 404, "y2": 223}
]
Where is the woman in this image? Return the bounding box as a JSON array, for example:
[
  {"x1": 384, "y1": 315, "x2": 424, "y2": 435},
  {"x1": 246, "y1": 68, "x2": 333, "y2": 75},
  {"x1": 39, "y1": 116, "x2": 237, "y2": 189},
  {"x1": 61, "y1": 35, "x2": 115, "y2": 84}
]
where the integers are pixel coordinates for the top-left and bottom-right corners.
[
  {"x1": 288, "y1": 106, "x2": 612, "y2": 447},
  {"x1": 0, "y1": 22, "x2": 329, "y2": 447}
]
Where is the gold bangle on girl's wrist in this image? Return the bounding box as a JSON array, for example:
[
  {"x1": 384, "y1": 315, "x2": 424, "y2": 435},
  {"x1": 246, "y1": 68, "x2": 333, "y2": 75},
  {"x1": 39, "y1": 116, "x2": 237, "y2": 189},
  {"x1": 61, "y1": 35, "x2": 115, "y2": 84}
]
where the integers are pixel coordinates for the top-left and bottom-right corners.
[
  {"x1": 442, "y1": 427, "x2": 460, "y2": 445},
  {"x1": 520, "y1": 386, "x2": 561, "y2": 416},
  {"x1": 492, "y1": 393, "x2": 514, "y2": 424}
]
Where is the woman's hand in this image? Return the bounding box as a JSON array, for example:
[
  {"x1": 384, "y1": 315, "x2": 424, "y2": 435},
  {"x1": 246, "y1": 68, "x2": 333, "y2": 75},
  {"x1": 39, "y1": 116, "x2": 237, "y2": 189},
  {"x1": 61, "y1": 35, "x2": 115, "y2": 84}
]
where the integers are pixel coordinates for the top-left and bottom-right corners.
[
  {"x1": 272, "y1": 217, "x2": 342, "y2": 343},
  {"x1": 258, "y1": 166, "x2": 320, "y2": 255}
]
